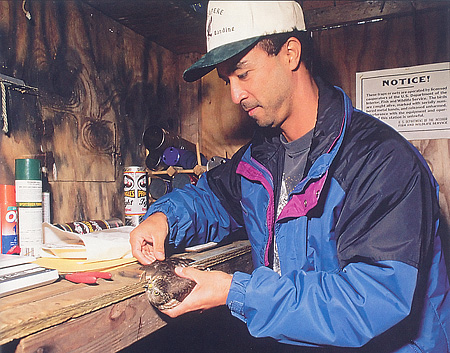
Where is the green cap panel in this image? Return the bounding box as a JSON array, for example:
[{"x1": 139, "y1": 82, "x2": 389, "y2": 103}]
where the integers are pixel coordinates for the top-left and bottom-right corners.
[{"x1": 15, "y1": 159, "x2": 41, "y2": 180}]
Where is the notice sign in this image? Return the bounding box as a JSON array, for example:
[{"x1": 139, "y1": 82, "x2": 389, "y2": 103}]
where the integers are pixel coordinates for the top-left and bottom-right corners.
[{"x1": 356, "y1": 62, "x2": 449, "y2": 140}]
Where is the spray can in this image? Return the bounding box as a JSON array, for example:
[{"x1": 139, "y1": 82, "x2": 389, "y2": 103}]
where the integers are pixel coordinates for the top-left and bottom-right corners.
[
  {"x1": 124, "y1": 166, "x2": 147, "y2": 227},
  {"x1": 15, "y1": 158, "x2": 43, "y2": 257},
  {"x1": 42, "y1": 169, "x2": 51, "y2": 223},
  {"x1": 0, "y1": 185, "x2": 18, "y2": 254}
]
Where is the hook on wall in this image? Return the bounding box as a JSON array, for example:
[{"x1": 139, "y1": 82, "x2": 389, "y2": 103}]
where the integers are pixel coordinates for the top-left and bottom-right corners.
[{"x1": 22, "y1": 0, "x2": 31, "y2": 20}]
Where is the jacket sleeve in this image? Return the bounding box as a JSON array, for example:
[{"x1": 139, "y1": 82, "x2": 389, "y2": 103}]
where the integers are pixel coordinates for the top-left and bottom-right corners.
[
  {"x1": 145, "y1": 174, "x2": 241, "y2": 249},
  {"x1": 227, "y1": 260, "x2": 418, "y2": 347},
  {"x1": 145, "y1": 143, "x2": 248, "y2": 249}
]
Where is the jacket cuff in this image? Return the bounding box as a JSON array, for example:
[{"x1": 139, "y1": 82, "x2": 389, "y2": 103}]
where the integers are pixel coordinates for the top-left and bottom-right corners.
[
  {"x1": 226, "y1": 271, "x2": 251, "y2": 321},
  {"x1": 144, "y1": 200, "x2": 178, "y2": 242}
]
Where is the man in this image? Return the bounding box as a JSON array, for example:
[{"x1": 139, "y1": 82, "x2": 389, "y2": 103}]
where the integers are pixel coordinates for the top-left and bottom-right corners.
[{"x1": 130, "y1": 1, "x2": 449, "y2": 351}]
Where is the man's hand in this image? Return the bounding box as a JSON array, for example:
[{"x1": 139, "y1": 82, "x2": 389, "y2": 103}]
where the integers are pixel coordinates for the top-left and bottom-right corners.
[
  {"x1": 162, "y1": 267, "x2": 233, "y2": 318},
  {"x1": 129, "y1": 212, "x2": 169, "y2": 264}
]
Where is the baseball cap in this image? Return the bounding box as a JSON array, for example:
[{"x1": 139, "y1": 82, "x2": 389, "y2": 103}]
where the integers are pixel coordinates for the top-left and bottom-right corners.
[{"x1": 183, "y1": 1, "x2": 306, "y2": 82}]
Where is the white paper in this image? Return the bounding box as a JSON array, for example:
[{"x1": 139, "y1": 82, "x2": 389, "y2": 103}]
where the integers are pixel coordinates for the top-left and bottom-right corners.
[
  {"x1": 356, "y1": 62, "x2": 450, "y2": 140},
  {"x1": 42, "y1": 222, "x2": 134, "y2": 261}
]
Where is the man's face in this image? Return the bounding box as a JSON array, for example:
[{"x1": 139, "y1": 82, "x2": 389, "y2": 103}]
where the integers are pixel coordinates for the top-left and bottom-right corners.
[{"x1": 217, "y1": 43, "x2": 293, "y2": 129}]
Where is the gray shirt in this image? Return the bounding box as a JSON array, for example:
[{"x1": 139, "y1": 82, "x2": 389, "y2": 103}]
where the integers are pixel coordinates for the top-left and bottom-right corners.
[{"x1": 274, "y1": 129, "x2": 314, "y2": 274}]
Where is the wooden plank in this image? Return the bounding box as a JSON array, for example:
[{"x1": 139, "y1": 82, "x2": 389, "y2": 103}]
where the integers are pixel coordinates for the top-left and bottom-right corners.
[
  {"x1": 187, "y1": 240, "x2": 253, "y2": 270},
  {"x1": 14, "y1": 293, "x2": 165, "y2": 353},
  {"x1": 49, "y1": 181, "x2": 122, "y2": 224},
  {"x1": 0, "y1": 240, "x2": 252, "y2": 347},
  {"x1": 200, "y1": 71, "x2": 255, "y2": 159},
  {"x1": 178, "y1": 52, "x2": 202, "y2": 146},
  {"x1": 12, "y1": 241, "x2": 253, "y2": 352},
  {"x1": 304, "y1": 1, "x2": 450, "y2": 30},
  {"x1": 0, "y1": 0, "x2": 187, "y2": 223},
  {"x1": 313, "y1": 7, "x2": 450, "y2": 101},
  {"x1": 0, "y1": 265, "x2": 145, "y2": 345},
  {"x1": 82, "y1": 0, "x2": 206, "y2": 54}
]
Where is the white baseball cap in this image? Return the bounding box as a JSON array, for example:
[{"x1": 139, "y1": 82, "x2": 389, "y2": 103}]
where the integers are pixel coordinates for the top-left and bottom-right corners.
[{"x1": 183, "y1": 1, "x2": 306, "y2": 82}]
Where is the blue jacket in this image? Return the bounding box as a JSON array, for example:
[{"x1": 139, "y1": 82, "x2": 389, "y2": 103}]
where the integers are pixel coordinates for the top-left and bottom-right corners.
[{"x1": 145, "y1": 79, "x2": 449, "y2": 352}]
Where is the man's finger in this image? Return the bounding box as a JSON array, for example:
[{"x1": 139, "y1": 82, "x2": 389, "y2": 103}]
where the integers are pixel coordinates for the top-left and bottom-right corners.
[
  {"x1": 175, "y1": 266, "x2": 200, "y2": 280},
  {"x1": 154, "y1": 249, "x2": 165, "y2": 261}
]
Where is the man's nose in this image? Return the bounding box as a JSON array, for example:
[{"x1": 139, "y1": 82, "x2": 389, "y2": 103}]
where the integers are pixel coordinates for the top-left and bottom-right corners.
[{"x1": 229, "y1": 80, "x2": 248, "y2": 105}]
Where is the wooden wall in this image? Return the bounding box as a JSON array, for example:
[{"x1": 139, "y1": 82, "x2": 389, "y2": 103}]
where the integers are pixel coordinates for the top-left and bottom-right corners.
[
  {"x1": 0, "y1": 0, "x2": 195, "y2": 223},
  {"x1": 0, "y1": 1, "x2": 448, "y2": 237},
  {"x1": 312, "y1": 6, "x2": 450, "y2": 239}
]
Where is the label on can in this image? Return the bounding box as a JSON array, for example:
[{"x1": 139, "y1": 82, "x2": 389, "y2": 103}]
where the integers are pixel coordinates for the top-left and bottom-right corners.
[
  {"x1": 124, "y1": 167, "x2": 147, "y2": 221},
  {"x1": 15, "y1": 180, "x2": 43, "y2": 257},
  {"x1": 15, "y1": 180, "x2": 42, "y2": 203},
  {"x1": 1, "y1": 206, "x2": 18, "y2": 254},
  {"x1": 42, "y1": 191, "x2": 51, "y2": 223},
  {"x1": 17, "y1": 207, "x2": 43, "y2": 257},
  {"x1": 125, "y1": 215, "x2": 143, "y2": 227},
  {"x1": 54, "y1": 219, "x2": 124, "y2": 234}
]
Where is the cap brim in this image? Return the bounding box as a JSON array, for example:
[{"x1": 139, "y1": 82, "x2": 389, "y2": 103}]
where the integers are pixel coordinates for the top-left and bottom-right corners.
[{"x1": 183, "y1": 37, "x2": 260, "y2": 82}]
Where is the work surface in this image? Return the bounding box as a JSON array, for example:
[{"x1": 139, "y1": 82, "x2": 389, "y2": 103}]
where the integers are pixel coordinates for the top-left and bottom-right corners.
[{"x1": 0, "y1": 240, "x2": 252, "y2": 353}]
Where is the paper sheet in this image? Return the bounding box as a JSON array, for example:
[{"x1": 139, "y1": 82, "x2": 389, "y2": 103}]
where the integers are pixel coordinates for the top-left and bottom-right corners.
[
  {"x1": 34, "y1": 257, "x2": 137, "y2": 274},
  {"x1": 42, "y1": 222, "x2": 135, "y2": 261}
]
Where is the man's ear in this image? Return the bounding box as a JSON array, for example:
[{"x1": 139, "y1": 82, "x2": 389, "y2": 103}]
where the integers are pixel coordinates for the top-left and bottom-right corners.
[{"x1": 286, "y1": 37, "x2": 302, "y2": 71}]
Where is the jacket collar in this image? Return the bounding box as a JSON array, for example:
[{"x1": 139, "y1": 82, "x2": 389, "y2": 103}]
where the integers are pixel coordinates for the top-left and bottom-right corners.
[
  {"x1": 308, "y1": 77, "x2": 346, "y2": 167},
  {"x1": 250, "y1": 77, "x2": 348, "y2": 173}
]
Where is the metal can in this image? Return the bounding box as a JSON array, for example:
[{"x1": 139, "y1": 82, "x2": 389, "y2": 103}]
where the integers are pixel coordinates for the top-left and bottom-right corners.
[
  {"x1": 124, "y1": 166, "x2": 147, "y2": 227},
  {"x1": 0, "y1": 185, "x2": 18, "y2": 254},
  {"x1": 148, "y1": 177, "x2": 172, "y2": 200},
  {"x1": 53, "y1": 218, "x2": 124, "y2": 234},
  {"x1": 15, "y1": 158, "x2": 43, "y2": 257}
]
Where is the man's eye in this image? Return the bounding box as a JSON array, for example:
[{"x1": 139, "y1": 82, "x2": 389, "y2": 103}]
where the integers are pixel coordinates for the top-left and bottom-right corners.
[{"x1": 238, "y1": 71, "x2": 249, "y2": 79}]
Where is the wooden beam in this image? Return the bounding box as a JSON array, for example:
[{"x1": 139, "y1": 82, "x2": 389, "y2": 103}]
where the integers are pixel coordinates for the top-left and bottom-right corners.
[{"x1": 304, "y1": 1, "x2": 450, "y2": 30}]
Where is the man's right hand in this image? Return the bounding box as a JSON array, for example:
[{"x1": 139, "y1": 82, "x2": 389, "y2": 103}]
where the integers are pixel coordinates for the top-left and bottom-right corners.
[{"x1": 129, "y1": 212, "x2": 169, "y2": 265}]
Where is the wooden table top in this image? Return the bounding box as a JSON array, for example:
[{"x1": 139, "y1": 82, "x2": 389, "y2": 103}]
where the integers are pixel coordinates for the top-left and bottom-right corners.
[{"x1": 0, "y1": 240, "x2": 252, "y2": 351}]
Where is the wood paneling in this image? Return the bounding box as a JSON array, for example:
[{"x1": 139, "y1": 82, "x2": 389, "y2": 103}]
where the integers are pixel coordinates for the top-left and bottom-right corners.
[
  {"x1": 200, "y1": 71, "x2": 256, "y2": 159},
  {"x1": 313, "y1": 8, "x2": 450, "y2": 232},
  {"x1": 304, "y1": 1, "x2": 449, "y2": 30},
  {"x1": 0, "y1": 1, "x2": 447, "y2": 237},
  {"x1": 0, "y1": 0, "x2": 185, "y2": 223},
  {"x1": 313, "y1": 8, "x2": 450, "y2": 101},
  {"x1": 80, "y1": 1, "x2": 450, "y2": 55},
  {"x1": 178, "y1": 52, "x2": 202, "y2": 144},
  {"x1": 82, "y1": 0, "x2": 206, "y2": 54}
]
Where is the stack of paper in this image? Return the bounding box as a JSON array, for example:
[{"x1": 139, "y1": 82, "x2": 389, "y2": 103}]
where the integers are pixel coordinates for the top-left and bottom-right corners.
[
  {"x1": 0, "y1": 254, "x2": 59, "y2": 297},
  {"x1": 42, "y1": 222, "x2": 135, "y2": 261},
  {"x1": 37, "y1": 223, "x2": 137, "y2": 273}
]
